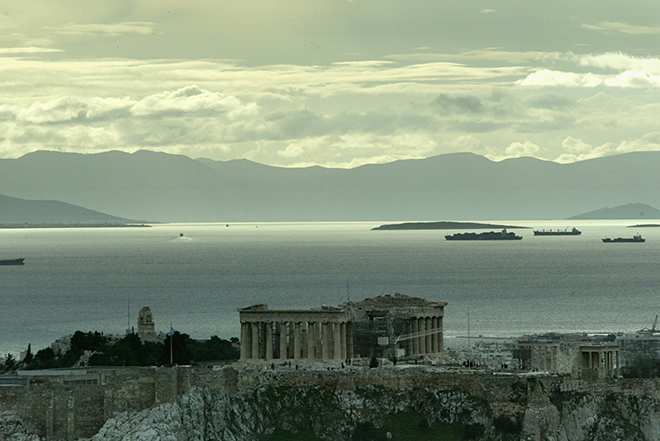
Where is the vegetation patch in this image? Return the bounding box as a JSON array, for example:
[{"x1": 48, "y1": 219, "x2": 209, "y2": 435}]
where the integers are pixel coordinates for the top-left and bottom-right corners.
[{"x1": 15, "y1": 330, "x2": 238, "y2": 370}]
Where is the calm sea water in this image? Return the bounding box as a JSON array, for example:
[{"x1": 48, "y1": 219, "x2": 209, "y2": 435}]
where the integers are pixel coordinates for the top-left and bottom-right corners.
[{"x1": 1, "y1": 221, "x2": 659, "y2": 356}]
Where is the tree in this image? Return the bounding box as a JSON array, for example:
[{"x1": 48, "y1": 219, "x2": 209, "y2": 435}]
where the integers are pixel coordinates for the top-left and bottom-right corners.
[
  {"x1": 3, "y1": 353, "x2": 16, "y2": 371},
  {"x1": 23, "y1": 344, "x2": 33, "y2": 365},
  {"x1": 163, "y1": 331, "x2": 191, "y2": 365}
]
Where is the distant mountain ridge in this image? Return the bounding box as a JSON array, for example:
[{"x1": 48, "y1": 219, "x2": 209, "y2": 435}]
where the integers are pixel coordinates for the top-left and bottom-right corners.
[
  {"x1": 0, "y1": 194, "x2": 136, "y2": 225},
  {"x1": 569, "y1": 203, "x2": 660, "y2": 220},
  {"x1": 1, "y1": 150, "x2": 660, "y2": 222}
]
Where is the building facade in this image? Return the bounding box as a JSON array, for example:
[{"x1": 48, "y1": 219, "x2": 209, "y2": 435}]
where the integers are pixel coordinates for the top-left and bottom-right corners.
[
  {"x1": 239, "y1": 294, "x2": 447, "y2": 361},
  {"x1": 515, "y1": 333, "x2": 620, "y2": 377}
]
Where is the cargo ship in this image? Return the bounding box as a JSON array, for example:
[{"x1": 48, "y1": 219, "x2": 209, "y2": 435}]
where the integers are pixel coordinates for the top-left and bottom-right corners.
[
  {"x1": 445, "y1": 229, "x2": 522, "y2": 241},
  {"x1": 0, "y1": 258, "x2": 24, "y2": 265},
  {"x1": 602, "y1": 234, "x2": 645, "y2": 243},
  {"x1": 533, "y1": 227, "x2": 581, "y2": 236}
]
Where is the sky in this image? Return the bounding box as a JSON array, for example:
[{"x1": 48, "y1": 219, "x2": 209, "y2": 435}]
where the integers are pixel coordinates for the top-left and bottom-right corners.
[{"x1": 2, "y1": 1, "x2": 660, "y2": 168}]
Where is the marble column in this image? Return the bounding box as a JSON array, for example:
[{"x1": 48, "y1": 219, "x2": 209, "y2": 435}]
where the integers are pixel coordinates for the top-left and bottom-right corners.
[
  {"x1": 266, "y1": 322, "x2": 273, "y2": 360},
  {"x1": 307, "y1": 322, "x2": 316, "y2": 360},
  {"x1": 616, "y1": 350, "x2": 620, "y2": 377},
  {"x1": 405, "y1": 321, "x2": 412, "y2": 356},
  {"x1": 340, "y1": 322, "x2": 347, "y2": 360},
  {"x1": 346, "y1": 322, "x2": 354, "y2": 359},
  {"x1": 251, "y1": 322, "x2": 260, "y2": 360},
  {"x1": 333, "y1": 322, "x2": 342, "y2": 360},
  {"x1": 412, "y1": 319, "x2": 419, "y2": 355},
  {"x1": 418, "y1": 318, "x2": 426, "y2": 354},
  {"x1": 425, "y1": 317, "x2": 433, "y2": 354},
  {"x1": 322, "y1": 322, "x2": 330, "y2": 360},
  {"x1": 431, "y1": 317, "x2": 439, "y2": 354},
  {"x1": 240, "y1": 322, "x2": 249, "y2": 359},
  {"x1": 279, "y1": 322, "x2": 288, "y2": 360},
  {"x1": 438, "y1": 317, "x2": 444, "y2": 353},
  {"x1": 294, "y1": 322, "x2": 302, "y2": 360}
]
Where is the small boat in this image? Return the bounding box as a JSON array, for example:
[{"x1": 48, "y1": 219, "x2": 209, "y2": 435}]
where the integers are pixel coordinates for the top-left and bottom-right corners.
[
  {"x1": 602, "y1": 234, "x2": 645, "y2": 243},
  {"x1": 533, "y1": 227, "x2": 581, "y2": 236},
  {"x1": 0, "y1": 258, "x2": 25, "y2": 265}
]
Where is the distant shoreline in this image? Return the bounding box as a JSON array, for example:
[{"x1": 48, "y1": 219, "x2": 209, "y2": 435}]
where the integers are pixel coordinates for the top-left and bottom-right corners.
[
  {"x1": 628, "y1": 224, "x2": 660, "y2": 228},
  {"x1": 0, "y1": 223, "x2": 152, "y2": 229},
  {"x1": 371, "y1": 221, "x2": 529, "y2": 231}
]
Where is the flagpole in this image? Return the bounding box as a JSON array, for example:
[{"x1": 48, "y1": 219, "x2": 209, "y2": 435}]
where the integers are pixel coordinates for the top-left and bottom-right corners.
[{"x1": 170, "y1": 324, "x2": 174, "y2": 366}]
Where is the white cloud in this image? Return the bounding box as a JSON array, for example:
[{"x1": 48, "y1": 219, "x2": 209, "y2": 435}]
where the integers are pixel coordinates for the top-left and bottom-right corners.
[
  {"x1": 518, "y1": 70, "x2": 603, "y2": 87},
  {"x1": 504, "y1": 141, "x2": 540, "y2": 157},
  {"x1": 562, "y1": 136, "x2": 591, "y2": 153},
  {"x1": 575, "y1": 52, "x2": 660, "y2": 74},
  {"x1": 18, "y1": 96, "x2": 134, "y2": 123},
  {"x1": 47, "y1": 22, "x2": 156, "y2": 37},
  {"x1": 0, "y1": 47, "x2": 63, "y2": 55},
  {"x1": 582, "y1": 22, "x2": 660, "y2": 36},
  {"x1": 130, "y1": 85, "x2": 258, "y2": 117}
]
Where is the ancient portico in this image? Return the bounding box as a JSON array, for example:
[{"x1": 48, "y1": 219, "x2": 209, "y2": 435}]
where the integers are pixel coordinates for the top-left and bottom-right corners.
[
  {"x1": 239, "y1": 294, "x2": 447, "y2": 361},
  {"x1": 239, "y1": 305, "x2": 353, "y2": 361},
  {"x1": 515, "y1": 333, "x2": 620, "y2": 377},
  {"x1": 581, "y1": 342, "x2": 620, "y2": 377}
]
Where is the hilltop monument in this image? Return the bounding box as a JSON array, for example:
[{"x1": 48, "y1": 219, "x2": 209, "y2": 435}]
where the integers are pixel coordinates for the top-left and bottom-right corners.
[{"x1": 137, "y1": 307, "x2": 157, "y2": 341}]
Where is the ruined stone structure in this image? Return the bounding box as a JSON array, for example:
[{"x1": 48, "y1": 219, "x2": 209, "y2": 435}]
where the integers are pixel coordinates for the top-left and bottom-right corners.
[
  {"x1": 137, "y1": 307, "x2": 155, "y2": 335},
  {"x1": 515, "y1": 333, "x2": 620, "y2": 377},
  {"x1": 239, "y1": 304, "x2": 353, "y2": 361},
  {"x1": 239, "y1": 294, "x2": 447, "y2": 361}
]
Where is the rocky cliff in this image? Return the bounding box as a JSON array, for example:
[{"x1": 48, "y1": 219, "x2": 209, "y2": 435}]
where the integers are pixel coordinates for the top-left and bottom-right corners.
[
  {"x1": 4, "y1": 366, "x2": 660, "y2": 441},
  {"x1": 88, "y1": 367, "x2": 660, "y2": 441}
]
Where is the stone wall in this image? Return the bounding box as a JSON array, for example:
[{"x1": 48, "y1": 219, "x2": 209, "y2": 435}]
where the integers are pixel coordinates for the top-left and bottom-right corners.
[{"x1": 3, "y1": 364, "x2": 660, "y2": 440}]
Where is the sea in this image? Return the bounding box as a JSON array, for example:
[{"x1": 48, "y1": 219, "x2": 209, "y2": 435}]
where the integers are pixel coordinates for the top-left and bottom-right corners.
[{"x1": 1, "y1": 220, "x2": 659, "y2": 357}]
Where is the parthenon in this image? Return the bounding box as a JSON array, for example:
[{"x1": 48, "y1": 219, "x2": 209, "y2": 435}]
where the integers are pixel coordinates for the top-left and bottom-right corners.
[{"x1": 239, "y1": 293, "x2": 447, "y2": 361}]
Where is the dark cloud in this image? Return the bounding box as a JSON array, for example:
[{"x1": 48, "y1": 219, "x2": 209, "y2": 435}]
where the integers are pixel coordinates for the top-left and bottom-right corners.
[
  {"x1": 431, "y1": 94, "x2": 485, "y2": 114},
  {"x1": 525, "y1": 93, "x2": 576, "y2": 110}
]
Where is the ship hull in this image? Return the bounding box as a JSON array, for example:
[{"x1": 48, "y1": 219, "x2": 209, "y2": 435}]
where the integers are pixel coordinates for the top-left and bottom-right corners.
[
  {"x1": 533, "y1": 228, "x2": 581, "y2": 236},
  {"x1": 445, "y1": 230, "x2": 523, "y2": 241},
  {"x1": 0, "y1": 258, "x2": 24, "y2": 265}
]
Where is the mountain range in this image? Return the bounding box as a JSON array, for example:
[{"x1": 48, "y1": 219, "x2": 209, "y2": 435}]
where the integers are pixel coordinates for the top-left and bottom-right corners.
[
  {"x1": 1, "y1": 150, "x2": 660, "y2": 223},
  {"x1": 568, "y1": 203, "x2": 660, "y2": 220}
]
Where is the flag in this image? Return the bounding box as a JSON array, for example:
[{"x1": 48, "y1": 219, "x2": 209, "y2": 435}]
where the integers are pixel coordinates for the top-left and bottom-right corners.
[{"x1": 170, "y1": 326, "x2": 175, "y2": 336}]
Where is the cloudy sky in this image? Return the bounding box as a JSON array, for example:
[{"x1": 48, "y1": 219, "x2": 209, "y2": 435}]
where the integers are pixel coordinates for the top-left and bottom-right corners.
[{"x1": 3, "y1": 1, "x2": 660, "y2": 167}]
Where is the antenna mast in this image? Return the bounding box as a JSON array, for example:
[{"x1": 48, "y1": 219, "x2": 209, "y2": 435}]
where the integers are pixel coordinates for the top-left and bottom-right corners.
[
  {"x1": 127, "y1": 294, "x2": 131, "y2": 334},
  {"x1": 467, "y1": 307, "x2": 471, "y2": 349}
]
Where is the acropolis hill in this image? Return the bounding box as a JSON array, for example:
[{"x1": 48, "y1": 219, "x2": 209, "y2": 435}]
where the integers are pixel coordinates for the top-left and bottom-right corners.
[
  {"x1": 4, "y1": 364, "x2": 660, "y2": 441},
  {"x1": 0, "y1": 294, "x2": 655, "y2": 441}
]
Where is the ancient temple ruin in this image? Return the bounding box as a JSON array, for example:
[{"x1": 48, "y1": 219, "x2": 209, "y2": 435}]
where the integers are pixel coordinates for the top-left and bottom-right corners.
[
  {"x1": 514, "y1": 333, "x2": 620, "y2": 377},
  {"x1": 239, "y1": 293, "x2": 446, "y2": 361}
]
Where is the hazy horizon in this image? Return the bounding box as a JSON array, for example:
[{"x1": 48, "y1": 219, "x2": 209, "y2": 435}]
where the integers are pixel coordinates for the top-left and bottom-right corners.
[{"x1": 3, "y1": 2, "x2": 660, "y2": 168}]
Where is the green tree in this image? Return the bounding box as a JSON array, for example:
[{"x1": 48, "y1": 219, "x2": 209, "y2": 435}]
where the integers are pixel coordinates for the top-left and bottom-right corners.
[
  {"x1": 23, "y1": 344, "x2": 33, "y2": 365},
  {"x1": 163, "y1": 331, "x2": 191, "y2": 365},
  {"x1": 3, "y1": 353, "x2": 16, "y2": 371}
]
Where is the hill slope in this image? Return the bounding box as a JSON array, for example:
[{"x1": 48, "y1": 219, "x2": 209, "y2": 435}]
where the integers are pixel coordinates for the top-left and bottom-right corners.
[
  {"x1": 0, "y1": 194, "x2": 136, "y2": 225},
  {"x1": 569, "y1": 203, "x2": 660, "y2": 220}
]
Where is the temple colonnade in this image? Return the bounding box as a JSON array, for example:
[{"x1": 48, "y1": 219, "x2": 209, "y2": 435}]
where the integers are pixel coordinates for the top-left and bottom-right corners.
[
  {"x1": 403, "y1": 315, "x2": 444, "y2": 356},
  {"x1": 240, "y1": 306, "x2": 352, "y2": 361}
]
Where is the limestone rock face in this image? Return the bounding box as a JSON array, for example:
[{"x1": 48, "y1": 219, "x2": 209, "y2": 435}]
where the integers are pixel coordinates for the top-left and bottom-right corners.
[
  {"x1": 91, "y1": 385, "x2": 491, "y2": 441},
  {"x1": 0, "y1": 411, "x2": 42, "y2": 441},
  {"x1": 87, "y1": 379, "x2": 660, "y2": 441}
]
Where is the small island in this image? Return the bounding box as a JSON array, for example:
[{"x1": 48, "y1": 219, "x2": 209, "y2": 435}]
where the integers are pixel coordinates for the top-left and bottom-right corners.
[{"x1": 372, "y1": 221, "x2": 528, "y2": 231}]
